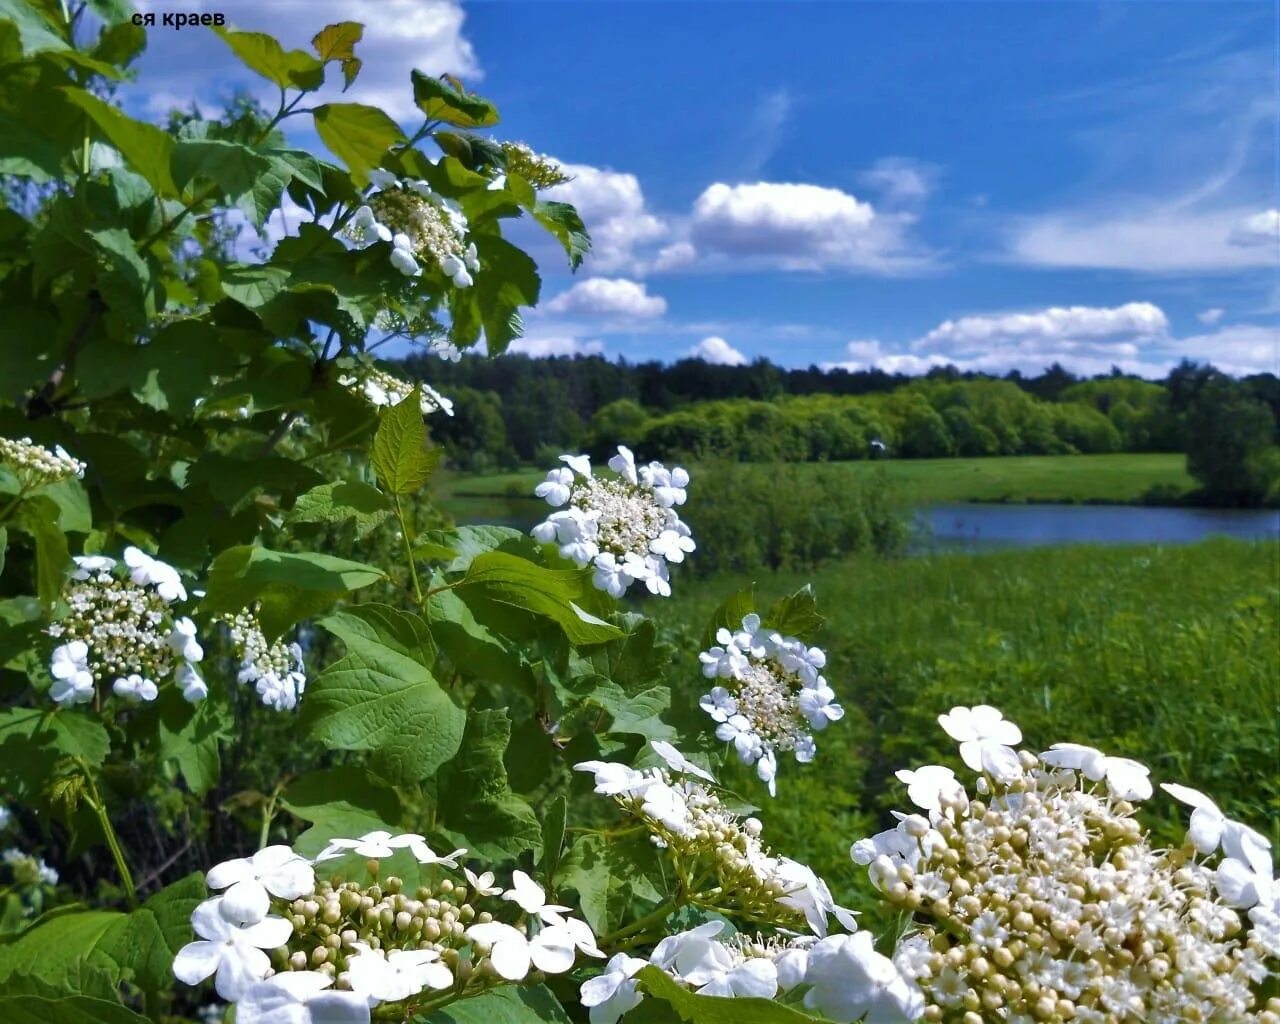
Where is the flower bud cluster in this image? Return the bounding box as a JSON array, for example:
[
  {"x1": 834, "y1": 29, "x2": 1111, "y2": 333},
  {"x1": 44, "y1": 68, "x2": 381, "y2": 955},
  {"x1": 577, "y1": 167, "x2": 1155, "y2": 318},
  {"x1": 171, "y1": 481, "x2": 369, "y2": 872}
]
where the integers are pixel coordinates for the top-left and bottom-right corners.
[
  {"x1": 221, "y1": 609, "x2": 307, "y2": 712},
  {"x1": 174, "y1": 834, "x2": 603, "y2": 1024},
  {"x1": 853, "y1": 705, "x2": 1280, "y2": 1022},
  {"x1": 345, "y1": 169, "x2": 478, "y2": 286},
  {"x1": 0, "y1": 436, "x2": 84, "y2": 489},
  {"x1": 699, "y1": 613, "x2": 843, "y2": 796},
  {"x1": 45, "y1": 550, "x2": 205, "y2": 706},
  {"x1": 576, "y1": 742, "x2": 855, "y2": 936},
  {"x1": 497, "y1": 142, "x2": 571, "y2": 190},
  {"x1": 1, "y1": 847, "x2": 58, "y2": 920},
  {"x1": 339, "y1": 366, "x2": 453, "y2": 417},
  {"x1": 532, "y1": 445, "x2": 694, "y2": 598}
]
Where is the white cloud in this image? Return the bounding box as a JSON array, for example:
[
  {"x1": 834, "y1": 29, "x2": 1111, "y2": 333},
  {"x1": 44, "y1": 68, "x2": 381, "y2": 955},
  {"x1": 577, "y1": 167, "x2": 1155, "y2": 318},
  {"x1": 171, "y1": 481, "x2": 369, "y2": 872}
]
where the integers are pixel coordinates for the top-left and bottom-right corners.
[
  {"x1": 1162, "y1": 323, "x2": 1278, "y2": 377},
  {"x1": 1198, "y1": 307, "x2": 1225, "y2": 325},
  {"x1": 860, "y1": 157, "x2": 937, "y2": 205},
  {"x1": 542, "y1": 163, "x2": 666, "y2": 273},
  {"x1": 1010, "y1": 206, "x2": 1279, "y2": 272},
  {"x1": 651, "y1": 240, "x2": 698, "y2": 272},
  {"x1": 917, "y1": 302, "x2": 1168, "y2": 349},
  {"x1": 686, "y1": 180, "x2": 933, "y2": 273},
  {"x1": 543, "y1": 278, "x2": 666, "y2": 319},
  {"x1": 687, "y1": 336, "x2": 747, "y2": 366},
  {"x1": 138, "y1": 0, "x2": 478, "y2": 123},
  {"x1": 506, "y1": 334, "x2": 605, "y2": 358},
  {"x1": 822, "y1": 339, "x2": 946, "y2": 375},
  {"x1": 1229, "y1": 208, "x2": 1280, "y2": 247}
]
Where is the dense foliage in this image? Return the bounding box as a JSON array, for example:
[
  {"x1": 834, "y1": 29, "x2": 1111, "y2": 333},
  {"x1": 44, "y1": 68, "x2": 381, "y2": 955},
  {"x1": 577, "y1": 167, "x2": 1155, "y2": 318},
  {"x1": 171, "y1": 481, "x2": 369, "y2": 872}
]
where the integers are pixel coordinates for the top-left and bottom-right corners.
[{"x1": 0, "y1": 6, "x2": 1275, "y2": 1024}]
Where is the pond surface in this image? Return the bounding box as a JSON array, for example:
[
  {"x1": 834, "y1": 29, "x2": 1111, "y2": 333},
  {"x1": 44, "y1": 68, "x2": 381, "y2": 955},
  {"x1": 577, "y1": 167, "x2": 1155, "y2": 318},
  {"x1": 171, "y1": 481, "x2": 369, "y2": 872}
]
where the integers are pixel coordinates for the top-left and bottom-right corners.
[
  {"x1": 920, "y1": 504, "x2": 1280, "y2": 551},
  {"x1": 441, "y1": 493, "x2": 1280, "y2": 552}
]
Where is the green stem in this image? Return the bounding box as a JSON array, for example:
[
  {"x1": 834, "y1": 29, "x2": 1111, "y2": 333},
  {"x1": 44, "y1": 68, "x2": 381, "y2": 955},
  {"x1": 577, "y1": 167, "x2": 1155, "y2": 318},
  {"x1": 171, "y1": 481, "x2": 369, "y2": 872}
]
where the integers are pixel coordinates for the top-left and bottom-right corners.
[
  {"x1": 78, "y1": 761, "x2": 137, "y2": 910},
  {"x1": 600, "y1": 897, "x2": 680, "y2": 946},
  {"x1": 258, "y1": 787, "x2": 282, "y2": 850},
  {"x1": 392, "y1": 495, "x2": 424, "y2": 605},
  {"x1": 0, "y1": 486, "x2": 29, "y2": 525}
]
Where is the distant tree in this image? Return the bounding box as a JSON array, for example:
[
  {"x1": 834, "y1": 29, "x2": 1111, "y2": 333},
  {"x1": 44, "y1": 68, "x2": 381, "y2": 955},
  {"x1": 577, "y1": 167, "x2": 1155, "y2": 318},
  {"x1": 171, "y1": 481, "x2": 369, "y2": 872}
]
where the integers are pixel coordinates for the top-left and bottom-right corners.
[
  {"x1": 587, "y1": 398, "x2": 649, "y2": 456},
  {"x1": 1185, "y1": 377, "x2": 1279, "y2": 505}
]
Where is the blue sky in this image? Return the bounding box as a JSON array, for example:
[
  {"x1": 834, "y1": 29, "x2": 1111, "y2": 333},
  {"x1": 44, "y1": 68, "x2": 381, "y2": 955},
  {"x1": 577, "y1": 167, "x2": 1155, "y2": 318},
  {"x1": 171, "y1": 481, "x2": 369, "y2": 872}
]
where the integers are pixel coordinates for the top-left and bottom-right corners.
[{"x1": 130, "y1": 1, "x2": 1278, "y2": 376}]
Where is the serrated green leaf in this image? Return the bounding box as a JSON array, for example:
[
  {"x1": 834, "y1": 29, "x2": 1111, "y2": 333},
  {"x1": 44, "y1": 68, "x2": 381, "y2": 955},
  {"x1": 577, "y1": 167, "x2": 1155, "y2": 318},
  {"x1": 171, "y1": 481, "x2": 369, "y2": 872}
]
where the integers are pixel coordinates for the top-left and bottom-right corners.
[
  {"x1": 538, "y1": 794, "x2": 567, "y2": 886},
  {"x1": 156, "y1": 690, "x2": 229, "y2": 795},
  {"x1": 60, "y1": 87, "x2": 175, "y2": 196},
  {"x1": 413, "y1": 525, "x2": 526, "y2": 573},
  {"x1": 371, "y1": 389, "x2": 438, "y2": 496},
  {"x1": 96, "y1": 874, "x2": 206, "y2": 995},
  {"x1": 0, "y1": 993, "x2": 147, "y2": 1023},
  {"x1": 171, "y1": 138, "x2": 271, "y2": 201},
  {"x1": 281, "y1": 766, "x2": 401, "y2": 858},
  {"x1": 221, "y1": 264, "x2": 290, "y2": 308},
  {"x1": 212, "y1": 26, "x2": 324, "y2": 90},
  {"x1": 533, "y1": 200, "x2": 592, "y2": 270},
  {"x1": 0, "y1": 910, "x2": 124, "y2": 986},
  {"x1": 559, "y1": 833, "x2": 665, "y2": 936},
  {"x1": 411, "y1": 71, "x2": 500, "y2": 128},
  {"x1": 419, "y1": 984, "x2": 569, "y2": 1023},
  {"x1": 311, "y1": 21, "x2": 362, "y2": 89},
  {"x1": 765, "y1": 585, "x2": 825, "y2": 642},
  {"x1": 457, "y1": 551, "x2": 624, "y2": 645},
  {"x1": 202, "y1": 546, "x2": 384, "y2": 639},
  {"x1": 434, "y1": 709, "x2": 541, "y2": 860},
  {"x1": 303, "y1": 610, "x2": 464, "y2": 783},
  {"x1": 312, "y1": 102, "x2": 405, "y2": 185},
  {"x1": 11, "y1": 495, "x2": 67, "y2": 609},
  {"x1": 425, "y1": 588, "x2": 538, "y2": 697},
  {"x1": 289, "y1": 480, "x2": 391, "y2": 538}
]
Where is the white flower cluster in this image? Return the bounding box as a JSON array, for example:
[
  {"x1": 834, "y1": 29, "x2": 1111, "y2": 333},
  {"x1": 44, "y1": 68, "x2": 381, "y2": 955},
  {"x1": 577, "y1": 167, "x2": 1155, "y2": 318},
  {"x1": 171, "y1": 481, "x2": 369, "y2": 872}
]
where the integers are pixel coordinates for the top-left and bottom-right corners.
[
  {"x1": 345, "y1": 168, "x2": 478, "y2": 286},
  {"x1": 0, "y1": 435, "x2": 84, "y2": 489},
  {"x1": 532, "y1": 446, "x2": 694, "y2": 598},
  {"x1": 699, "y1": 613, "x2": 843, "y2": 796},
  {"x1": 339, "y1": 367, "x2": 453, "y2": 417},
  {"x1": 576, "y1": 741, "x2": 855, "y2": 936},
  {"x1": 174, "y1": 833, "x2": 603, "y2": 1024},
  {"x1": 583, "y1": 924, "x2": 922, "y2": 1024},
  {"x1": 222, "y1": 610, "x2": 307, "y2": 712},
  {"x1": 45, "y1": 549, "x2": 206, "y2": 706},
  {"x1": 2, "y1": 847, "x2": 58, "y2": 887},
  {"x1": 853, "y1": 705, "x2": 1280, "y2": 1022}
]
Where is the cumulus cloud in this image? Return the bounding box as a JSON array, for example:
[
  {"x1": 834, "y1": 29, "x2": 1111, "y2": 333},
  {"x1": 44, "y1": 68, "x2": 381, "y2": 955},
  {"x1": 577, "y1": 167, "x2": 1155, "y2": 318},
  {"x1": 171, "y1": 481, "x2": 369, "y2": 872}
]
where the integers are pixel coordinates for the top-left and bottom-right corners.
[
  {"x1": 821, "y1": 339, "x2": 945, "y2": 375},
  {"x1": 506, "y1": 334, "x2": 605, "y2": 358},
  {"x1": 1198, "y1": 307, "x2": 1225, "y2": 325},
  {"x1": 917, "y1": 302, "x2": 1168, "y2": 349},
  {"x1": 687, "y1": 336, "x2": 748, "y2": 366},
  {"x1": 137, "y1": 0, "x2": 479, "y2": 123},
  {"x1": 1229, "y1": 208, "x2": 1280, "y2": 247},
  {"x1": 1161, "y1": 323, "x2": 1278, "y2": 377},
  {"x1": 543, "y1": 278, "x2": 666, "y2": 319},
  {"x1": 685, "y1": 180, "x2": 933, "y2": 273},
  {"x1": 542, "y1": 163, "x2": 667, "y2": 273}
]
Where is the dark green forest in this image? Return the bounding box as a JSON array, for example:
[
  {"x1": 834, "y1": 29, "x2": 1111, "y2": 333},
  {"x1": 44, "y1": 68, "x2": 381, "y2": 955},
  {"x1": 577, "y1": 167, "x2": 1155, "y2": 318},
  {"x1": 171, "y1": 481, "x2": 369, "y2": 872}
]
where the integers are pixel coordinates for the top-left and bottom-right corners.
[{"x1": 403, "y1": 352, "x2": 1280, "y2": 504}]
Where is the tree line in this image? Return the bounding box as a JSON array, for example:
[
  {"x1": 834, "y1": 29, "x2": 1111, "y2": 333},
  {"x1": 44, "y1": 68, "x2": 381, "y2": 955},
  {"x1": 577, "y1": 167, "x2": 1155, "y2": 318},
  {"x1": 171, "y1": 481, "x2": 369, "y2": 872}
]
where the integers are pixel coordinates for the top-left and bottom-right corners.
[{"x1": 404, "y1": 353, "x2": 1279, "y2": 504}]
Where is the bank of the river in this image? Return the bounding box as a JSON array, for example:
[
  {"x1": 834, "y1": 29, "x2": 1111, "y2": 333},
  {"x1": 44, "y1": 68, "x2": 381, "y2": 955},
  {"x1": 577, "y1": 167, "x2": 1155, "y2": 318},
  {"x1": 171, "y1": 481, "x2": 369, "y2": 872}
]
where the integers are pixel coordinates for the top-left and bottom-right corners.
[{"x1": 436, "y1": 452, "x2": 1196, "y2": 510}]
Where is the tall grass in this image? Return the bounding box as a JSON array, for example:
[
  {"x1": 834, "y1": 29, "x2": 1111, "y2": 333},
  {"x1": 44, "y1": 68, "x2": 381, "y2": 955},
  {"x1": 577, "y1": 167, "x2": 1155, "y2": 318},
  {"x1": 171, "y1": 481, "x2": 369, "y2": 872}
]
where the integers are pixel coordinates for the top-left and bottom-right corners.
[{"x1": 650, "y1": 538, "x2": 1280, "y2": 925}]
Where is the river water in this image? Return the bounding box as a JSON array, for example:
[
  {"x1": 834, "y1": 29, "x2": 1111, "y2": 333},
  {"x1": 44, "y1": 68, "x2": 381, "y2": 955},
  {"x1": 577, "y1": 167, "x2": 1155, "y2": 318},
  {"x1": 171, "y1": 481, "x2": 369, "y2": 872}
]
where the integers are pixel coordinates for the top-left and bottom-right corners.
[{"x1": 444, "y1": 495, "x2": 1280, "y2": 552}]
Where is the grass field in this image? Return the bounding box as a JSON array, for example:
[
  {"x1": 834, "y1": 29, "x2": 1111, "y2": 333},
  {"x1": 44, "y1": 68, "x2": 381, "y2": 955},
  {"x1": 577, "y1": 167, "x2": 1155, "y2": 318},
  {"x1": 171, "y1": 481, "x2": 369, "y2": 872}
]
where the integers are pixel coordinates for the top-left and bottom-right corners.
[
  {"x1": 646, "y1": 538, "x2": 1280, "y2": 921},
  {"x1": 436, "y1": 452, "x2": 1195, "y2": 510}
]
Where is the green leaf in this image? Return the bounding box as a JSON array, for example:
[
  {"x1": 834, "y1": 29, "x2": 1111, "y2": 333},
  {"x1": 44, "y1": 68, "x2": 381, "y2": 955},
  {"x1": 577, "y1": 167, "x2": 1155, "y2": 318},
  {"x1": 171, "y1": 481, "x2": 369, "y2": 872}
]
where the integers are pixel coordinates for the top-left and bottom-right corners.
[
  {"x1": 0, "y1": 992, "x2": 147, "y2": 1023},
  {"x1": 303, "y1": 608, "x2": 464, "y2": 783},
  {"x1": 311, "y1": 21, "x2": 363, "y2": 89},
  {"x1": 413, "y1": 525, "x2": 526, "y2": 573},
  {"x1": 457, "y1": 551, "x2": 624, "y2": 646},
  {"x1": 0, "y1": 0, "x2": 67, "y2": 54},
  {"x1": 289, "y1": 480, "x2": 391, "y2": 538},
  {"x1": 532, "y1": 200, "x2": 592, "y2": 270},
  {"x1": 426, "y1": 588, "x2": 538, "y2": 697},
  {"x1": 221, "y1": 264, "x2": 291, "y2": 308},
  {"x1": 11, "y1": 495, "x2": 68, "y2": 609},
  {"x1": 371, "y1": 388, "x2": 438, "y2": 496},
  {"x1": 0, "y1": 910, "x2": 124, "y2": 986},
  {"x1": 765, "y1": 585, "x2": 825, "y2": 642},
  {"x1": 312, "y1": 102, "x2": 405, "y2": 185},
  {"x1": 419, "y1": 985, "x2": 570, "y2": 1023},
  {"x1": 157, "y1": 691, "x2": 229, "y2": 795},
  {"x1": 472, "y1": 235, "x2": 541, "y2": 356},
  {"x1": 321, "y1": 604, "x2": 438, "y2": 675},
  {"x1": 701, "y1": 587, "x2": 756, "y2": 650},
  {"x1": 633, "y1": 965, "x2": 821, "y2": 1023},
  {"x1": 212, "y1": 26, "x2": 325, "y2": 90},
  {"x1": 96, "y1": 874, "x2": 206, "y2": 995},
  {"x1": 202, "y1": 546, "x2": 384, "y2": 639},
  {"x1": 411, "y1": 72, "x2": 500, "y2": 128},
  {"x1": 39, "y1": 477, "x2": 91, "y2": 533},
  {"x1": 59, "y1": 88, "x2": 176, "y2": 197},
  {"x1": 281, "y1": 766, "x2": 401, "y2": 859},
  {"x1": 171, "y1": 138, "x2": 271, "y2": 200},
  {"x1": 559, "y1": 834, "x2": 665, "y2": 936},
  {"x1": 538, "y1": 794, "x2": 567, "y2": 885},
  {"x1": 434, "y1": 709, "x2": 541, "y2": 860}
]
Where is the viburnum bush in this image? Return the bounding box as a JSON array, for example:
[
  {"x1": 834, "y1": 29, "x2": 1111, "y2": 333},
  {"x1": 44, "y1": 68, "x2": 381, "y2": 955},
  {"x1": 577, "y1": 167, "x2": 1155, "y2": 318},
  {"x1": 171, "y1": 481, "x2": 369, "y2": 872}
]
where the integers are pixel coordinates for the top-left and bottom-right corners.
[{"x1": 0, "y1": 5, "x2": 1275, "y2": 1023}]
